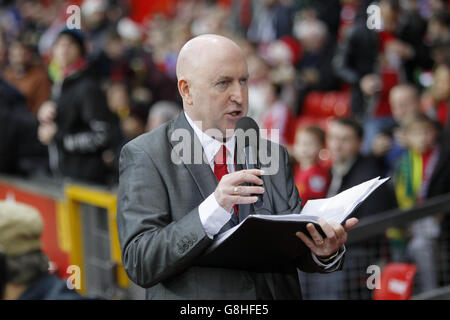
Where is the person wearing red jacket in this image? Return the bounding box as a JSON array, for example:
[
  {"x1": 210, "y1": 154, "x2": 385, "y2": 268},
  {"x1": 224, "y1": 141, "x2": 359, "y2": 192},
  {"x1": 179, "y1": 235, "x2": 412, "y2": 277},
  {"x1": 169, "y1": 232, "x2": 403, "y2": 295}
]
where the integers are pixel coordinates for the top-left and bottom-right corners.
[{"x1": 292, "y1": 125, "x2": 330, "y2": 204}]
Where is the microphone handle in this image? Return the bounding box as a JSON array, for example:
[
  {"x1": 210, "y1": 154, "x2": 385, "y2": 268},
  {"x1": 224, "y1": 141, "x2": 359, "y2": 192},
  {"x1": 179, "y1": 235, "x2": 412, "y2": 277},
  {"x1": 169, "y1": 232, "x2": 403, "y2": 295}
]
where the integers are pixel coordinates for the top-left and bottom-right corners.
[{"x1": 245, "y1": 147, "x2": 264, "y2": 208}]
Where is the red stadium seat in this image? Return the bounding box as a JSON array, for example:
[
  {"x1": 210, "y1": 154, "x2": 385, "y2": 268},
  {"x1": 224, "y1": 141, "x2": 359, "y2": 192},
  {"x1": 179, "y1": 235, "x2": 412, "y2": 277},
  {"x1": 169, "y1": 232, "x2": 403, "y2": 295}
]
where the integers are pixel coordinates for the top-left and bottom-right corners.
[{"x1": 373, "y1": 263, "x2": 417, "y2": 300}]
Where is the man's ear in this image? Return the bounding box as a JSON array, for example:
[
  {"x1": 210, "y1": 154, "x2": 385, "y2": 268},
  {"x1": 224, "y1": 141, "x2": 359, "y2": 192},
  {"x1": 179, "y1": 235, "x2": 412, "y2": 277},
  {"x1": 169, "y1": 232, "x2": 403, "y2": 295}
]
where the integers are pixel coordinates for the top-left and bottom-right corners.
[{"x1": 178, "y1": 79, "x2": 193, "y2": 105}]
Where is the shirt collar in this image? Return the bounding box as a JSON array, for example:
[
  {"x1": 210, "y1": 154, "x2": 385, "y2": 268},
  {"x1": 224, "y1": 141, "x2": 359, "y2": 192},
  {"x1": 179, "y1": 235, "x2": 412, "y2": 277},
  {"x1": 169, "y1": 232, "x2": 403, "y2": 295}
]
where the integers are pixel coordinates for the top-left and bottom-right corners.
[
  {"x1": 184, "y1": 112, "x2": 235, "y2": 165},
  {"x1": 332, "y1": 156, "x2": 357, "y2": 177}
]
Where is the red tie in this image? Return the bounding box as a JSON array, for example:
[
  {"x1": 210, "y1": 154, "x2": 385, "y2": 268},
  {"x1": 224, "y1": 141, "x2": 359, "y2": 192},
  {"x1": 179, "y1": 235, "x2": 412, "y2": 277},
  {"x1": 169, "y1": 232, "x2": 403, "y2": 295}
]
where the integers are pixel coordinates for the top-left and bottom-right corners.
[{"x1": 214, "y1": 145, "x2": 238, "y2": 215}]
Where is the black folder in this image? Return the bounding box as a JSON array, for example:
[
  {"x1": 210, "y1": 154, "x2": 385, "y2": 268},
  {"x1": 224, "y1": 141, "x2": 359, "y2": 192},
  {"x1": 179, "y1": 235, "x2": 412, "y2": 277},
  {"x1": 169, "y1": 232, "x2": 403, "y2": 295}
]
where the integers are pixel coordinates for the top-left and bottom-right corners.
[
  {"x1": 197, "y1": 176, "x2": 390, "y2": 272},
  {"x1": 197, "y1": 214, "x2": 328, "y2": 272}
]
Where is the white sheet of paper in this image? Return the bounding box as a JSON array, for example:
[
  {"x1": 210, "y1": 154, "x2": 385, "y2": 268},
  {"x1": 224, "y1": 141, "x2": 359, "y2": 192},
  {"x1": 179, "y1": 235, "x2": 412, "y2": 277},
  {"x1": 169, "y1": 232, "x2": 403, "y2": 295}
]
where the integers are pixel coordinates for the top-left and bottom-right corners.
[{"x1": 300, "y1": 176, "x2": 389, "y2": 223}]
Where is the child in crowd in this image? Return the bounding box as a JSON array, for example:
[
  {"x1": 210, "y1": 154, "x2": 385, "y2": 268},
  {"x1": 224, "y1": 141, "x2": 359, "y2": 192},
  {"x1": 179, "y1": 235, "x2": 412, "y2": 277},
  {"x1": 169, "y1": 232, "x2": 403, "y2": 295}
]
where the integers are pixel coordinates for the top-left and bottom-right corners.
[
  {"x1": 292, "y1": 125, "x2": 330, "y2": 204},
  {"x1": 393, "y1": 114, "x2": 442, "y2": 293},
  {"x1": 371, "y1": 84, "x2": 421, "y2": 174},
  {"x1": 395, "y1": 114, "x2": 441, "y2": 209}
]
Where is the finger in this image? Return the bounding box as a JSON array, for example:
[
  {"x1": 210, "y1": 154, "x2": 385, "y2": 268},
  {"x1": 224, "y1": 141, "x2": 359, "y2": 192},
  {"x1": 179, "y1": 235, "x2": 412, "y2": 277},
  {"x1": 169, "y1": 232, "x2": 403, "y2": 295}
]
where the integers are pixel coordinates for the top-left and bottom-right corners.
[
  {"x1": 306, "y1": 223, "x2": 325, "y2": 245},
  {"x1": 330, "y1": 222, "x2": 345, "y2": 241},
  {"x1": 239, "y1": 169, "x2": 264, "y2": 176},
  {"x1": 230, "y1": 195, "x2": 259, "y2": 205},
  {"x1": 330, "y1": 222, "x2": 346, "y2": 246},
  {"x1": 296, "y1": 231, "x2": 316, "y2": 250},
  {"x1": 229, "y1": 186, "x2": 264, "y2": 195},
  {"x1": 317, "y1": 218, "x2": 336, "y2": 241},
  {"x1": 228, "y1": 170, "x2": 264, "y2": 186},
  {"x1": 344, "y1": 218, "x2": 359, "y2": 232}
]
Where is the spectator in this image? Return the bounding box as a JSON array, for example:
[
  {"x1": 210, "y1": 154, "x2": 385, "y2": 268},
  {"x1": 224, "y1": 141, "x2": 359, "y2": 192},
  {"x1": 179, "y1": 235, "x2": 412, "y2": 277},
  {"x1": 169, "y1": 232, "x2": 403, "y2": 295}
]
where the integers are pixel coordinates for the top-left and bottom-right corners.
[
  {"x1": 371, "y1": 84, "x2": 421, "y2": 173},
  {"x1": 106, "y1": 81, "x2": 131, "y2": 120},
  {"x1": 292, "y1": 125, "x2": 330, "y2": 204},
  {"x1": 81, "y1": 0, "x2": 113, "y2": 57},
  {"x1": 302, "y1": 117, "x2": 396, "y2": 300},
  {"x1": 37, "y1": 28, "x2": 117, "y2": 185},
  {"x1": 117, "y1": 17, "x2": 179, "y2": 108},
  {"x1": 88, "y1": 31, "x2": 128, "y2": 82},
  {"x1": 0, "y1": 78, "x2": 48, "y2": 177},
  {"x1": 393, "y1": 114, "x2": 450, "y2": 292},
  {"x1": 422, "y1": 64, "x2": 450, "y2": 129},
  {"x1": 426, "y1": 10, "x2": 450, "y2": 65},
  {"x1": 0, "y1": 201, "x2": 83, "y2": 300},
  {"x1": 230, "y1": 0, "x2": 253, "y2": 36},
  {"x1": 90, "y1": 19, "x2": 179, "y2": 107},
  {"x1": 293, "y1": 17, "x2": 339, "y2": 114},
  {"x1": 333, "y1": 0, "x2": 433, "y2": 154},
  {"x1": 2, "y1": 38, "x2": 51, "y2": 116},
  {"x1": 326, "y1": 118, "x2": 396, "y2": 216},
  {"x1": 247, "y1": 0, "x2": 294, "y2": 44},
  {"x1": 120, "y1": 108, "x2": 146, "y2": 141},
  {"x1": 259, "y1": 82, "x2": 295, "y2": 147},
  {"x1": 246, "y1": 52, "x2": 273, "y2": 124},
  {"x1": 293, "y1": 0, "x2": 342, "y2": 42},
  {"x1": 146, "y1": 100, "x2": 181, "y2": 132}
]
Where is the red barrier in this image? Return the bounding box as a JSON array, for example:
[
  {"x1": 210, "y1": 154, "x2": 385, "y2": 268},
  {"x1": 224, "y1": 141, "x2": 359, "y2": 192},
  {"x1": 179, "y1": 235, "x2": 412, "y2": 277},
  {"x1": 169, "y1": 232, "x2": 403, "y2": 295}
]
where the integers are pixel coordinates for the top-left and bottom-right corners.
[{"x1": 0, "y1": 183, "x2": 70, "y2": 280}]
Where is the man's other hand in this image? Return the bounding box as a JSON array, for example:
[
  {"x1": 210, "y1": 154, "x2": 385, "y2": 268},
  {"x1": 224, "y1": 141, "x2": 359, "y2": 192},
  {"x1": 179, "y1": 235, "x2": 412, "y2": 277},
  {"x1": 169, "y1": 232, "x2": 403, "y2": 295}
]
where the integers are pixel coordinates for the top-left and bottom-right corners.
[{"x1": 296, "y1": 217, "x2": 359, "y2": 258}]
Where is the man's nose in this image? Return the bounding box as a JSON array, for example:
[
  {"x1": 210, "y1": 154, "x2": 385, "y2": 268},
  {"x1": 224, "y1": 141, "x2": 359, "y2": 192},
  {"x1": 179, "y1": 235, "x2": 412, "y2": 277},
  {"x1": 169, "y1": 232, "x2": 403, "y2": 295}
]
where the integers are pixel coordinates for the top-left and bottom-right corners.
[{"x1": 230, "y1": 82, "x2": 243, "y2": 105}]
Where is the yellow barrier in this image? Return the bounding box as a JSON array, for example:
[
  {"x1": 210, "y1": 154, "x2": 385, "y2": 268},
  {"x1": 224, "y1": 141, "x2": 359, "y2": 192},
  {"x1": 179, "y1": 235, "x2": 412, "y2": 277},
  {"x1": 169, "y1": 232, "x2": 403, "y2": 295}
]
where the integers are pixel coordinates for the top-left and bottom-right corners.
[{"x1": 64, "y1": 184, "x2": 129, "y2": 295}]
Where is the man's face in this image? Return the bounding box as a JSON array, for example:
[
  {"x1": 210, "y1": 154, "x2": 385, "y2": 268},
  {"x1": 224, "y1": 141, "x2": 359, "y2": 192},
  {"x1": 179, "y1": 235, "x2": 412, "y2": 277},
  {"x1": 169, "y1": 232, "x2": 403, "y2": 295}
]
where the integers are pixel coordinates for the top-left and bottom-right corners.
[
  {"x1": 52, "y1": 35, "x2": 82, "y2": 68},
  {"x1": 380, "y1": 1, "x2": 399, "y2": 30},
  {"x1": 390, "y1": 88, "x2": 420, "y2": 125},
  {"x1": 9, "y1": 43, "x2": 30, "y2": 68},
  {"x1": 187, "y1": 50, "x2": 249, "y2": 139},
  {"x1": 327, "y1": 122, "x2": 361, "y2": 164},
  {"x1": 406, "y1": 123, "x2": 437, "y2": 154}
]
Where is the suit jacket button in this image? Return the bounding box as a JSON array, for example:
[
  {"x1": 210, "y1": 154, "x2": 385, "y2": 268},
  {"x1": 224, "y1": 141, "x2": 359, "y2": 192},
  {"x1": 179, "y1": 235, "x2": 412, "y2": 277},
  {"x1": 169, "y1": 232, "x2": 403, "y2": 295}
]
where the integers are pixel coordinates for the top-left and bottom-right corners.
[{"x1": 192, "y1": 235, "x2": 198, "y2": 242}]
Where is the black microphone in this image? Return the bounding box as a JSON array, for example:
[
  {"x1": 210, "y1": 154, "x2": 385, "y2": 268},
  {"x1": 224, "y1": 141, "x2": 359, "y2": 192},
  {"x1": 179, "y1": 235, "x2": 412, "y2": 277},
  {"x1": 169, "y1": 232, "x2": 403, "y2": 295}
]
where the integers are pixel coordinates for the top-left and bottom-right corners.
[{"x1": 235, "y1": 117, "x2": 263, "y2": 208}]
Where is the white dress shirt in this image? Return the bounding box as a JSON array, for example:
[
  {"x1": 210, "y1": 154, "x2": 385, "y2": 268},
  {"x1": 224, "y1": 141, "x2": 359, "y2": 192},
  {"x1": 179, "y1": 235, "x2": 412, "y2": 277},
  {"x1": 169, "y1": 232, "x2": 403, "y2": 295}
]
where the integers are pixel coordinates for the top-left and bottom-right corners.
[
  {"x1": 185, "y1": 112, "x2": 344, "y2": 268},
  {"x1": 185, "y1": 113, "x2": 236, "y2": 239}
]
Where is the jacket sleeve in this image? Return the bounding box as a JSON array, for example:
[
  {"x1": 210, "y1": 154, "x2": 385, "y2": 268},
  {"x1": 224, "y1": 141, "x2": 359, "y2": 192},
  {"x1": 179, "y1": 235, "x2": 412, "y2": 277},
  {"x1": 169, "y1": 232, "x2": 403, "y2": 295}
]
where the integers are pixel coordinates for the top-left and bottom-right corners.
[
  {"x1": 117, "y1": 141, "x2": 213, "y2": 288},
  {"x1": 56, "y1": 80, "x2": 112, "y2": 154},
  {"x1": 332, "y1": 27, "x2": 361, "y2": 85}
]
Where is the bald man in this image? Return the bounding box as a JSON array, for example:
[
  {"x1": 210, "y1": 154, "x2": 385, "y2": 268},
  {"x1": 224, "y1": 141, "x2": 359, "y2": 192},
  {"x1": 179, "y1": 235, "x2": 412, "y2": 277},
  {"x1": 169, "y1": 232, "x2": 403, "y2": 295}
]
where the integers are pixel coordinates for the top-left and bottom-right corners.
[{"x1": 117, "y1": 34, "x2": 357, "y2": 299}]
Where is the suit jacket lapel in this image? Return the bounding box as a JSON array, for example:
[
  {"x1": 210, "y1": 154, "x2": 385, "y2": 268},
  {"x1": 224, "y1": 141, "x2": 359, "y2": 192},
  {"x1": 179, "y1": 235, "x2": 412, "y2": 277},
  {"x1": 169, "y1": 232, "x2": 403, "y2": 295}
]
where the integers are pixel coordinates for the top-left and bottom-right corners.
[
  {"x1": 168, "y1": 113, "x2": 218, "y2": 201},
  {"x1": 168, "y1": 113, "x2": 254, "y2": 231}
]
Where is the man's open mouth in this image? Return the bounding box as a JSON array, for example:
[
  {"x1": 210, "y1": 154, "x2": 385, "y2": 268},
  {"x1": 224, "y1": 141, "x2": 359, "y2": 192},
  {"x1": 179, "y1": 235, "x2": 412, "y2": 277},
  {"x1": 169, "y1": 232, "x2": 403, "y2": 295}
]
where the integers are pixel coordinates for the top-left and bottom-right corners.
[{"x1": 228, "y1": 111, "x2": 241, "y2": 117}]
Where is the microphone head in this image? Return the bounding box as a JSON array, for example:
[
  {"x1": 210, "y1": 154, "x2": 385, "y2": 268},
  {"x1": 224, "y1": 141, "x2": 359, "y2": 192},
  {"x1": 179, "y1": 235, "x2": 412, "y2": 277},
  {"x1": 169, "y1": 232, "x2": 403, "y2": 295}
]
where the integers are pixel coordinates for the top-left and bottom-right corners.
[{"x1": 235, "y1": 117, "x2": 260, "y2": 147}]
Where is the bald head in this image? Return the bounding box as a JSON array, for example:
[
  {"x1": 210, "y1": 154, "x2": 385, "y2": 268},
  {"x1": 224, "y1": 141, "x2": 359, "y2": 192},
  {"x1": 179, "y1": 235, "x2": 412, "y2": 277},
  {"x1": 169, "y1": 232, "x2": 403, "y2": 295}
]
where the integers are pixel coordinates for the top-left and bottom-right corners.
[
  {"x1": 176, "y1": 34, "x2": 246, "y2": 83},
  {"x1": 175, "y1": 34, "x2": 249, "y2": 138}
]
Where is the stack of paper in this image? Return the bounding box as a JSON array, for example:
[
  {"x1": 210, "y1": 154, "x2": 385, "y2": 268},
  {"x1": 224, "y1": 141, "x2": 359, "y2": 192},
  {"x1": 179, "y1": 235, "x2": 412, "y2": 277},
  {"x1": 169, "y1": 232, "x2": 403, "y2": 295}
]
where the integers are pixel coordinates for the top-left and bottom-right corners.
[{"x1": 299, "y1": 176, "x2": 390, "y2": 223}]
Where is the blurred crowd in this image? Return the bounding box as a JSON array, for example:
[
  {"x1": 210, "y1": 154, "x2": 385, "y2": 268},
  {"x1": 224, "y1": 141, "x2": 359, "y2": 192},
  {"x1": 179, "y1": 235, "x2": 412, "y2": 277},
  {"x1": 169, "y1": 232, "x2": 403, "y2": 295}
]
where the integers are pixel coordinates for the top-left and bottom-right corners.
[{"x1": 0, "y1": 0, "x2": 449, "y2": 298}]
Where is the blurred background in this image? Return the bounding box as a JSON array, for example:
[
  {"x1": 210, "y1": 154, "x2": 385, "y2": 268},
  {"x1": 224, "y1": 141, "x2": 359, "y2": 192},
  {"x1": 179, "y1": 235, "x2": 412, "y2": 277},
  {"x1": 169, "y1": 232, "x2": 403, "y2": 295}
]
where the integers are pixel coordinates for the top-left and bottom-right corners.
[{"x1": 0, "y1": 0, "x2": 449, "y2": 300}]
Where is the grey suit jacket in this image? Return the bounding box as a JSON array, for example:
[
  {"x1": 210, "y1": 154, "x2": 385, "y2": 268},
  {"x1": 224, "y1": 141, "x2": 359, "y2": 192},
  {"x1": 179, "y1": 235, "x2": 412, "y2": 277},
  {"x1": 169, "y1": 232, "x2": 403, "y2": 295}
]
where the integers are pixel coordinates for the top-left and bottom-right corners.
[{"x1": 117, "y1": 113, "x2": 344, "y2": 300}]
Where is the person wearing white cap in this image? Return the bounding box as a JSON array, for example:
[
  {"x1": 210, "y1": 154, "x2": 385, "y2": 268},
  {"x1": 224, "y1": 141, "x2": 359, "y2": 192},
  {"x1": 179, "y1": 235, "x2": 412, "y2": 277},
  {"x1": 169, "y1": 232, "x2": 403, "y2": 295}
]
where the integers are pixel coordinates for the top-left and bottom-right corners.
[{"x1": 0, "y1": 201, "x2": 83, "y2": 300}]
